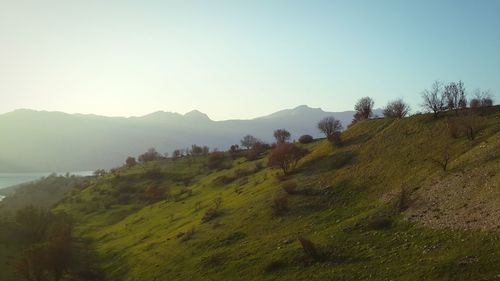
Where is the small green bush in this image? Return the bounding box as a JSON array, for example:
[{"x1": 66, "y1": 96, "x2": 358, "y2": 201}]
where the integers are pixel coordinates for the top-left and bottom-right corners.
[{"x1": 298, "y1": 135, "x2": 314, "y2": 144}]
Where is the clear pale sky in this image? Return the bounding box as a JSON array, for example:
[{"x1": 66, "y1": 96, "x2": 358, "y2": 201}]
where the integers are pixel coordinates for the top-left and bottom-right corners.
[{"x1": 0, "y1": 0, "x2": 499, "y2": 120}]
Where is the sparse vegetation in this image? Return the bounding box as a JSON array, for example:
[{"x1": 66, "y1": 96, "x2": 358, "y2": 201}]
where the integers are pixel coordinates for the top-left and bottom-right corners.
[{"x1": 2, "y1": 105, "x2": 500, "y2": 281}]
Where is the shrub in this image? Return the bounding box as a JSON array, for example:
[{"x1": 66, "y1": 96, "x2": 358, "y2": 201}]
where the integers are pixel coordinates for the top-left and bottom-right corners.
[
  {"x1": 229, "y1": 144, "x2": 242, "y2": 159},
  {"x1": 201, "y1": 197, "x2": 223, "y2": 223},
  {"x1": 143, "y1": 186, "x2": 165, "y2": 202},
  {"x1": 174, "y1": 188, "x2": 192, "y2": 201},
  {"x1": 281, "y1": 181, "x2": 298, "y2": 194},
  {"x1": 245, "y1": 141, "x2": 269, "y2": 161},
  {"x1": 397, "y1": 186, "x2": 412, "y2": 212},
  {"x1": 138, "y1": 148, "x2": 163, "y2": 163},
  {"x1": 383, "y1": 99, "x2": 410, "y2": 118},
  {"x1": 125, "y1": 156, "x2": 137, "y2": 168},
  {"x1": 365, "y1": 216, "x2": 393, "y2": 230},
  {"x1": 263, "y1": 260, "x2": 286, "y2": 273},
  {"x1": 207, "y1": 151, "x2": 227, "y2": 170},
  {"x1": 268, "y1": 143, "x2": 308, "y2": 175},
  {"x1": 201, "y1": 208, "x2": 220, "y2": 223},
  {"x1": 180, "y1": 227, "x2": 196, "y2": 242},
  {"x1": 298, "y1": 237, "x2": 321, "y2": 261},
  {"x1": 430, "y1": 151, "x2": 451, "y2": 171},
  {"x1": 298, "y1": 135, "x2": 314, "y2": 144},
  {"x1": 214, "y1": 175, "x2": 237, "y2": 185},
  {"x1": 254, "y1": 161, "x2": 264, "y2": 171},
  {"x1": 143, "y1": 167, "x2": 163, "y2": 181},
  {"x1": 272, "y1": 194, "x2": 288, "y2": 215}
]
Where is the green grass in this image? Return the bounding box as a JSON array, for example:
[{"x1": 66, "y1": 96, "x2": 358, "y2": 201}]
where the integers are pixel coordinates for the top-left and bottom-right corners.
[{"x1": 8, "y1": 107, "x2": 500, "y2": 280}]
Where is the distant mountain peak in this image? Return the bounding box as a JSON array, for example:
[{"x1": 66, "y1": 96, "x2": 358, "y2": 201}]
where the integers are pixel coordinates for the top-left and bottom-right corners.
[
  {"x1": 184, "y1": 110, "x2": 211, "y2": 121},
  {"x1": 291, "y1": 105, "x2": 323, "y2": 113},
  {"x1": 258, "y1": 105, "x2": 325, "y2": 119}
]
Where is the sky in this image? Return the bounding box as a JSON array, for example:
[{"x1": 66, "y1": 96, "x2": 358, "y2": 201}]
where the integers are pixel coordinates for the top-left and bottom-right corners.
[{"x1": 0, "y1": 0, "x2": 499, "y2": 120}]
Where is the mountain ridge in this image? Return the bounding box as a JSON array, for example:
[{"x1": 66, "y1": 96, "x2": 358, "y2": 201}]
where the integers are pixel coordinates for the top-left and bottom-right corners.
[{"x1": 0, "y1": 105, "x2": 382, "y2": 172}]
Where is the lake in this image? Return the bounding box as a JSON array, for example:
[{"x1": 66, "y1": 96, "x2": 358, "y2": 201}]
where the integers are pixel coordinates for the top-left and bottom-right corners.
[{"x1": 0, "y1": 171, "x2": 94, "y2": 201}]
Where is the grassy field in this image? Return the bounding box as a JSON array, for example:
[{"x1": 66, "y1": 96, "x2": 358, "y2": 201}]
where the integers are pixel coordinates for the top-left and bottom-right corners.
[{"x1": 3, "y1": 107, "x2": 500, "y2": 280}]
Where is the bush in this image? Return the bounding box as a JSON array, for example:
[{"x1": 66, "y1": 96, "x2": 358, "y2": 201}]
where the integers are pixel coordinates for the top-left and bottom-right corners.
[
  {"x1": 281, "y1": 181, "x2": 298, "y2": 194},
  {"x1": 179, "y1": 227, "x2": 196, "y2": 242},
  {"x1": 201, "y1": 208, "x2": 220, "y2": 223},
  {"x1": 268, "y1": 143, "x2": 308, "y2": 175},
  {"x1": 397, "y1": 186, "x2": 412, "y2": 212},
  {"x1": 207, "y1": 152, "x2": 228, "y2": 170},
  {"x1": 383, "y1": 99, "x2": 410, "y2": 118},
  {"x1": 272, "y1": 194, "x2": 288, "y2": 215},
  {"x1": 138, "y1": 148, "x2": 163, "y2": 163},
  {"x1": 214, "y1": 175, "x2": 237, "y2": 185},
  {"x1": 143, "y1": 167, "x2": 163, "y2": 181},
  {"x1": 245, "y1": 142, "x2": 269, "y2": 161},
  {"x1": 125, "y1": 156, "x2": 137, "y2": 168},
  {"x1": 298, "y1": 135, "x2": 314, "y2": 144},
  {"x1": 143, "y1": 186, "x2": 166, "y2": 202},
  {"x1": 298, "y1": 237, "x2": 321, "y2": 261},
  {"x1": 201, "y1": 197, "x2": 223, "y2": 223},
  {"x1": 365, "y1": 216, "x2": 393, "y2": 230},
  {"x1": 263, "y1": 260, "x2": 286, "y2": 273}
]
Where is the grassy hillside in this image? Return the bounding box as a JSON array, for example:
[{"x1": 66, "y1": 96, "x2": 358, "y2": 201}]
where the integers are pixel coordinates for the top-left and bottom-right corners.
[
  {"x1": 0, "y1": 174, "x2": 90, "y2": 214},
  {"x1": 3, "y1": 107, "x2": 500, "y2": 281}
]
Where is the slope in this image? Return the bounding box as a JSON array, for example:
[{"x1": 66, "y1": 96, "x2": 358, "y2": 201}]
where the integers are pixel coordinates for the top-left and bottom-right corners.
[{"x1": 32, "y1": 107, "x2": 500, "y2": 280}]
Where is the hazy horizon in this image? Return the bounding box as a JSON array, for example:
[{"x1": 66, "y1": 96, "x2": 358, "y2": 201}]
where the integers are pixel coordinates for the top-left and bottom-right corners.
[
  {"x1": 0, "y1": 104, "x2": 365, "y2": 121},
  {"x1": 1, "y1": 0, "x2": 499, "y2": 120}
]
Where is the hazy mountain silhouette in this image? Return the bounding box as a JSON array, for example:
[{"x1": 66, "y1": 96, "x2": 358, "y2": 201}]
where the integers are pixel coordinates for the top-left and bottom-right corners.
[{"x1": 0, "y1": 106, "x2": 381, "y2": 172}]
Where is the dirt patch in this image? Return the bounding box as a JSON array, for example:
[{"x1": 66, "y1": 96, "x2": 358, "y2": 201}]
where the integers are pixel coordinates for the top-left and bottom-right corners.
[{"x1": 405, "y1": 164, "x2": 500, "y2": 231}]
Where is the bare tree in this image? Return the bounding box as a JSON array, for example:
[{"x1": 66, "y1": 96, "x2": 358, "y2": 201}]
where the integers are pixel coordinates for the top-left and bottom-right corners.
[
  {"x1": 240, "y1": 135, "x2": 260, "y2": 149},
  {"x1": 353, "y1": 97, "x2": 375, "y2": 122},
  {"x1": 273, "y1": 129, "x2": 291, "y2": 144},
  {"x1": 317, "y1": 117, "x2": 343, "y2": 143},
  {"x1": 267, "y1": 143, "x2": 308, "y2": 175},
  {"x1": 470, "y1": 89, "x2": 494, "y2": 108},
  {"x1": 383, "y1": 99, "x2": 410, "y2": 118},
  {"x1": 430, "y1": 151, "x2": 451, "y2": 171},
  {"x1": 421, "y1": 81, "x2": 446, "y2": 118},
  {"x1": 444, "y1": 80, "x2": 467, "y2": 114}
]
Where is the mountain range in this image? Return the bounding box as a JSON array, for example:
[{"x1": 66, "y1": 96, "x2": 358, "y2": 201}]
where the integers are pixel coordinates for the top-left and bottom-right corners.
[{"x1": 0, "y1": 105, "x2": 381, "y2": 172}]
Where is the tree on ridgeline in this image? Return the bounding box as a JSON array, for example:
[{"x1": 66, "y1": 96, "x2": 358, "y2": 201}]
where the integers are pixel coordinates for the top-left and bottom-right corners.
[
  {"x1": 383, "y1": 99, "x2": 411, "y2": 118},
  {"x1": 421, "y1": 80, "x2": 446, "y2": 118},
  {"x1": 125, "y1": 156, "x2": 137, "y2": 168},
  {"x1": 138, "y1": 148, "x2": 163, "y2": 163},
  {"x1": 444, "y1": 80, "x2": 467, "y2": 114},
  {"x1": 317, "y1": 116, "x2": 343, "y2": 144},
  {"x1": 353, "y1": 96, "x2": 375, "y2": 123},
  {"x1": 240, "y1": 135, "x2": 260, "y2": 150},
  {"x1": 470, "y1": 89, "x2": 494, "y2": 108},
  {"x1": 273, "y1": 129, "x2": 291, "y2": 144}
]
